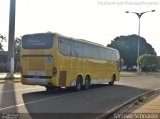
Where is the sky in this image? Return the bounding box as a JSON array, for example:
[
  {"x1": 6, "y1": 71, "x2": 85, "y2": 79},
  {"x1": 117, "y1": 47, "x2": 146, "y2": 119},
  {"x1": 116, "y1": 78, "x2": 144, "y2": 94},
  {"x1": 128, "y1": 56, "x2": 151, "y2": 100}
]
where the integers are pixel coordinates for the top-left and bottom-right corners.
[{"x1": 0, "y1": 0, "x2": 160, "y2": 55}]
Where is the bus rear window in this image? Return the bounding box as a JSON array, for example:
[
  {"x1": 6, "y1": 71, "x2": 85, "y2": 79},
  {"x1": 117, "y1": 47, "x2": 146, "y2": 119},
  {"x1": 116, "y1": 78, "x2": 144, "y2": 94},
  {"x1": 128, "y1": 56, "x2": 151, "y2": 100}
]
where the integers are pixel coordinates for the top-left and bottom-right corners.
[{"x1": 22, "y1": 34, "x2": 54, "y2": 49}]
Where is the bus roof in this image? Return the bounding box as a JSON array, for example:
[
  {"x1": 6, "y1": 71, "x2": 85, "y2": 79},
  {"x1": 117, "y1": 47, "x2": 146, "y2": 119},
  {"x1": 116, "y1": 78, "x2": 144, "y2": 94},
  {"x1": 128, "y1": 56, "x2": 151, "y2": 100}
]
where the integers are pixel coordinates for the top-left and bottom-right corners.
[
  {"x1": 53, "y1": 32, "x2": 118, "y2": 51},
  {"x1": 23, "y1": 32, "x2": 118, "y2": 52},
  {"x1": 54, "y1": 32, "x2": 104, "y2": 47}
]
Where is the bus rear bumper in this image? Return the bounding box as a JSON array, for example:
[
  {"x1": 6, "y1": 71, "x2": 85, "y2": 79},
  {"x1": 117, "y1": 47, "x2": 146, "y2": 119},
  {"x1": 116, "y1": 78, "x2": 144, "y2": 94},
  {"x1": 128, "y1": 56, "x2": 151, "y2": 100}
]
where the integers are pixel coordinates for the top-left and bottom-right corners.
[{"x1": 21, "y1": 78, "x2": 51, "y2": 86}]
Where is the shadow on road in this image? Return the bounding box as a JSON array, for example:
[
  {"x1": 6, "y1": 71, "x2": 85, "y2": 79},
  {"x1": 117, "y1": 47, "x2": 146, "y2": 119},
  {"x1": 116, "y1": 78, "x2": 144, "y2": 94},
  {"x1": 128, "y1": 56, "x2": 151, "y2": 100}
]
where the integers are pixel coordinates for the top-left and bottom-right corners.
[
  {"x1": 0, "y1": 80, "x2": 17, "y2": 113},
  {"x1": 22, "y1": 84, "x2": 151, "y2": 119}
]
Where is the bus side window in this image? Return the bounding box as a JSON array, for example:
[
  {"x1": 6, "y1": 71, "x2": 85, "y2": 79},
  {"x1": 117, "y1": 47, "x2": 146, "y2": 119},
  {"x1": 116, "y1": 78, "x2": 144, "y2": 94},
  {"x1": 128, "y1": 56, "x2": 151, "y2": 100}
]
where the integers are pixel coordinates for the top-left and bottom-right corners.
[
  {"x1": 116, "y1": 52, "x2": 121, "y2": 71},
  {"x1": 92, "y1": 46, "x2": 100, "y2": 59},
  {"x1": 73, "y1": 42, "x2": 84, "y2": 57},
  {"x1": 59, "y1": 38, "x2": 71, "y2": 56},
  {"x1": 84, "y1": 44, "x2": 93, "y2": 59},
  {"x1": 100, "y1": 48, "x2": 106, "y2": 60},
  {"x1": 79, "y1": 43, "x2": 84, "y2": 57},
  {"x1": 106, "y1": 49, "x2": 110, "y2": 60},
  {"x1": 71, "y1": 41, "x2": 79, "y2": 57},
  {"x1": 112, "y1": 51, "x2": 116, "y2": 61}
]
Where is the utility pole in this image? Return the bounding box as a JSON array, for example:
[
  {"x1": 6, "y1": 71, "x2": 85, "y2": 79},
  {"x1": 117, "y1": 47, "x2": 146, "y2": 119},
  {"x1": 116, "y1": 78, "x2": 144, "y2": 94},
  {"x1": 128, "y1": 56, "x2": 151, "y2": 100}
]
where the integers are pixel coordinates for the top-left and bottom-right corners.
[{"x1": 7, "y1": 0, "x2": 16, "y2": 77}]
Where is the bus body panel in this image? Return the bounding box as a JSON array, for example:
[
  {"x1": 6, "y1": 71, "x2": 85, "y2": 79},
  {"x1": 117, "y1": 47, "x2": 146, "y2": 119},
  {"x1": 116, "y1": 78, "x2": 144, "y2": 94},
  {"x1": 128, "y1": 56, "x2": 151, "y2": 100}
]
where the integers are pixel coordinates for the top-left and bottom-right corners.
[{"x1": 21, "y1": 34, "x2": 57, "y2": 86}]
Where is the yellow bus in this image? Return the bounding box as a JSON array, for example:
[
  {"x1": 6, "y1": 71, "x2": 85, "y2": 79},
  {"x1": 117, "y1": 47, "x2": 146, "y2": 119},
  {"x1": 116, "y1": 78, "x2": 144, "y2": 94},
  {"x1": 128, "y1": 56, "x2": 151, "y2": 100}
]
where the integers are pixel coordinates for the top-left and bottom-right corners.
[{"x1": 20, "y1": 33, "x2": 120, "y2": 91}]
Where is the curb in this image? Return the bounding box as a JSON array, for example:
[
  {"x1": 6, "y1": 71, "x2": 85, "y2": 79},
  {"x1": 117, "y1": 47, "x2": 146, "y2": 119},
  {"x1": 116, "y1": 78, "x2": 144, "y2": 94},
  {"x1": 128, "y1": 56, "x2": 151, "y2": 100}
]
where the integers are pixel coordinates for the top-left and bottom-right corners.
[
  {"x1": 96, "y1": 88, "x2": 160, "y2": 119},
  {"x1": 0, "y1": 73, "x2": 21, "y2": 84},
  {"x1": 0, "y1": 80, "x2": 21, "y2": 84}
]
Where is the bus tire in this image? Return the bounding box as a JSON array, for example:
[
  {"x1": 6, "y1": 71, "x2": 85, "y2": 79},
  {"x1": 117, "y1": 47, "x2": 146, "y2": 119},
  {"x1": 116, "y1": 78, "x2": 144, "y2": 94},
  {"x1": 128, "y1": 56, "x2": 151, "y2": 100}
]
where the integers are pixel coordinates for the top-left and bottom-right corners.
[
  {"x1": 84, "y1": 76, "x2": 90, "y2": 90},
  {"x1": 45, "y1": 86, "x2": 57, "y2": 92},
  {"x1": 75, "y1": 76, "x2": 83, "y2": 91},
  {"x1": 109, "y1": 75, "x2": 116, "y2": 86}
]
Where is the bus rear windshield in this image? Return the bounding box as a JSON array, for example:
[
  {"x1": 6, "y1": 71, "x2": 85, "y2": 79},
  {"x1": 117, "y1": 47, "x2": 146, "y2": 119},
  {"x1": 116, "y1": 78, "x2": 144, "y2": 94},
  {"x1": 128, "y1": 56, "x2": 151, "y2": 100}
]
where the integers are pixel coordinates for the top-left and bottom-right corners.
[{"x1": 22, "y1": 34, "x2": 53, "y2": 49}]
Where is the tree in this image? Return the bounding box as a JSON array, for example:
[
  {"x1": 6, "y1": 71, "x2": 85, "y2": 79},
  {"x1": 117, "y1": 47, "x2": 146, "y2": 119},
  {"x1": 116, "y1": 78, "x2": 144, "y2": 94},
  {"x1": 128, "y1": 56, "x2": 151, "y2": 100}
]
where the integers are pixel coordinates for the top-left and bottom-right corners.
[
  {"x1": 107, "y1": 34, "x2": 156, "y2": 68},
  {"x1": 14, "y1": 37, "x2": 22, "y2": 55},
  {"x1": 0, "y1": 34, "x2": 6, "y2": 51},
  {"x1": 14, "y1": 37, "x2": 22, "y2": 72},
  {"x1": 139, "y1": 54, "x2": 159, "y2": 72}
]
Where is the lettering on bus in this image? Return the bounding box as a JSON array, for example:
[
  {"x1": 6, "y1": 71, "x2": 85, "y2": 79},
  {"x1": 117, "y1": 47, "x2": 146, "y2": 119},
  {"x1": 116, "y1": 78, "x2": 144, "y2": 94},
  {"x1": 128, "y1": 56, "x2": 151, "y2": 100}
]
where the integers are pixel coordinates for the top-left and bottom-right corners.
[{"x1": 22, "y1": 33, "x2": 54, "y2": 49}]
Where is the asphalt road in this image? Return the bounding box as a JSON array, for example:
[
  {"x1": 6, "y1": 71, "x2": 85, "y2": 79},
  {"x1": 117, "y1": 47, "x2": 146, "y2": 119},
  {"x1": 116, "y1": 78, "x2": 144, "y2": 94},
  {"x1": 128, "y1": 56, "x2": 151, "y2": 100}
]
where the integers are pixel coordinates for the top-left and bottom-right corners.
[{"x1": 0, "y1": 76, "x2": 160, "y2": 119}]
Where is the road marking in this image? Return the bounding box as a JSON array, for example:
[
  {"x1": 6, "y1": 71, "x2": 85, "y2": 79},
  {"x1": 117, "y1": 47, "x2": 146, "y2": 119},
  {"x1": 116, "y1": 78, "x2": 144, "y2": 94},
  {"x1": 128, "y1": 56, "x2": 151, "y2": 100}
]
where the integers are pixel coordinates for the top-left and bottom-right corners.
[
  {"x1": 0, "y1": 92, "x2": 74, "y2": 111},
  {"x1": 0, "y1": 87, "x2": 44, "y2": 93}
]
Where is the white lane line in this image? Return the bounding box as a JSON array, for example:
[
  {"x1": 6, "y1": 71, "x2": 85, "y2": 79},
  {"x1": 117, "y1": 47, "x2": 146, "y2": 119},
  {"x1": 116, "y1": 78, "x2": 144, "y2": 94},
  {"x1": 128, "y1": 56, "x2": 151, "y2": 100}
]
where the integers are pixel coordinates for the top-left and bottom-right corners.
[
  {"x1": 0, "y1": 87, "x2": 44, "y2": 93},
  {"x1": 0, "y1": 93, "x2": 73, "y2": 111}
]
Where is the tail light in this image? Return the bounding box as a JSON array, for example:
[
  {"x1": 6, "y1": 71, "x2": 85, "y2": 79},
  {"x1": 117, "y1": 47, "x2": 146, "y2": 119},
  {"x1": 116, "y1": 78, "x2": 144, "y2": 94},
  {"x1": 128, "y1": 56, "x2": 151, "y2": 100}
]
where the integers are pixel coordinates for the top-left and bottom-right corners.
[{"x1": 52, "y1": 67, "x2": 57, "y2": 76}]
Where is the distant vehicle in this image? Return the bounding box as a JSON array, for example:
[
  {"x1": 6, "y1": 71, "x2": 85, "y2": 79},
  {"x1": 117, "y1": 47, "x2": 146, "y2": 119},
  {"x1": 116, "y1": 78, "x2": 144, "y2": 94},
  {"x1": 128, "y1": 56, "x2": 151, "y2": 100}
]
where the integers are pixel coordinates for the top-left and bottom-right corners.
[
  {"x1": 20, "y1": 33, "x2": 121, "y2": 91},
  {"x1": 122, "y1": 66, "x2": 127, "y2": 71},
  {"x1": 128, "y1": 66, "x2": 137, "y2": 71}
]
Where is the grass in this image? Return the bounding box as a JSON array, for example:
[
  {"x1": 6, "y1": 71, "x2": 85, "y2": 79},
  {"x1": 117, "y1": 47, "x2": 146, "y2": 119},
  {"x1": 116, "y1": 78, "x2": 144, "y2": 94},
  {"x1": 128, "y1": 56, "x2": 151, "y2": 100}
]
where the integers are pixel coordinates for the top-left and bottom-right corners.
[
  {"x1": 0, "y1": 73, "x2": 21, "y2": 80},
  {"x1": 120, "y1": 71, "x2": 160, "y2": 77},
  {"x1": 0, "y1": 77, "x2": 21, "y2": 80}
]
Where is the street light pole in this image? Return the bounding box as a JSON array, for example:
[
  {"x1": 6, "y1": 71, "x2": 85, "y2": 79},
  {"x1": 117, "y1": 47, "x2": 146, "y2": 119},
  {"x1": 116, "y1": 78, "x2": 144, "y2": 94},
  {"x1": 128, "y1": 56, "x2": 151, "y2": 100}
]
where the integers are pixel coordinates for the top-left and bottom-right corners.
[
  {"x1": 137, "y1": 15, "x2": 140, "y2": 74},
  {"x1": 125, "y1": 10, "x2": 155, "y2": 73},
  {"x1": 8, "y1": 0, "x2": 16, "y2": 77}
]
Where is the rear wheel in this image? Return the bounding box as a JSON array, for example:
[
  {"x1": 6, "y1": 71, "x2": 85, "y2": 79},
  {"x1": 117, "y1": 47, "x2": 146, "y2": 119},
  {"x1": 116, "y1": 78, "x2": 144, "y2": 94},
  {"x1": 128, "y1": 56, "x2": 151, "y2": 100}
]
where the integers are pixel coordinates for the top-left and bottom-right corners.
[
  {"x1": 84, "y1": 76, "x2": 90, "y2": 90},
  {"x1": 109, "y1": 81, "x2": 114, "y2": 85},
  {"x1": 45, "y1": 86, "x2": 57, "y2": 92},
  {"x1": 109, "y1": 75, "x2": 116, "y2": 86},
  {"x1": 75, "y1": 76, "x2": 83, "y2": 91}
]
